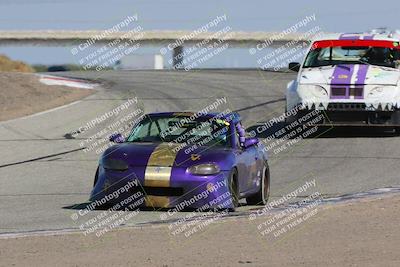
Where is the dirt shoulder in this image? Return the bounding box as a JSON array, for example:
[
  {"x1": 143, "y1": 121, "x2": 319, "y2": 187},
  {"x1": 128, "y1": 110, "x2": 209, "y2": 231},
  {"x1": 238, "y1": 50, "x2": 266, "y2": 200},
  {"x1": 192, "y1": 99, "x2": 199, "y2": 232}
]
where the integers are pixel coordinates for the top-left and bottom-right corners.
[
  {"x1": 1, "y1": 195, "x2": 399, "y2": 267},
  {"x1": 0, "y1": 72, "x2": 93, "y2": 121}
]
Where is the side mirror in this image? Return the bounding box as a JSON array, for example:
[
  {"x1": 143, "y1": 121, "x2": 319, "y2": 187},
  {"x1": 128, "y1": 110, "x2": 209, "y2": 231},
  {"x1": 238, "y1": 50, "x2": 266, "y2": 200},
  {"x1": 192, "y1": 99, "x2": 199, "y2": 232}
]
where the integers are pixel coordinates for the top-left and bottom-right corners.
[
  {"x1": 243, "y1": 137, "x2": 259, "y2": 149},
  {"x1": 109, "y1": 133, "x2": 125, "y2": 143},
  {"x1": 288, "y1": 62, "x2": 301, "y2": 72}
]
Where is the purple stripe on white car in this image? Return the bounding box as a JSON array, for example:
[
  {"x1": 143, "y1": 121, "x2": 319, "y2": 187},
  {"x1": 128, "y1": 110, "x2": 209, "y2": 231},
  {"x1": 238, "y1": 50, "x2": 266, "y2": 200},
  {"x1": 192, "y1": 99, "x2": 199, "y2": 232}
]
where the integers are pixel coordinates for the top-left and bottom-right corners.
[
  {"x1": 338, "y1": 33, "x2": 375, "y2": 40},
  {"x1": 329, "y1": 33, "x2": 372, "y2": 99},
  {"x1": 329, "y1": 34, "x2": 360, "y2": 99},
  {"x1": 362, "y1": 34, "x2": 375, "y2": 40},
  {"x1": 330, "y1": 65, "x2": 355, "y2": 99},
  {"x1": 354, "y1": 65, "x2": 369, "y2": 99},
  {"x1": 339, "y1": 33, "x2": 360, "y2": 40}
]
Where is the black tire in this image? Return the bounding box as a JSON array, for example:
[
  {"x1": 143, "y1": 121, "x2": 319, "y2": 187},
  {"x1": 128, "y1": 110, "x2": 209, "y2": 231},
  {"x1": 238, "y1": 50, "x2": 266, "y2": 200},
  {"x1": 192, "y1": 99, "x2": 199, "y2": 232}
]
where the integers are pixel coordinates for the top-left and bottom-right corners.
[
  {"x1": 246, "y1": 162, "x2": 270, "y2": 205},
  {"x1": 91, "y1": 166, "x2": 111, "y2": 210},
  {"x1": 285, "y1": 106, "x2": 298, "y2": 124},
  {"x1": 228, "y1": 168, "x2": 239, "y2": 210},
  {"x1": 93, "y1": 166, "x2": 99, "y2": 187}
]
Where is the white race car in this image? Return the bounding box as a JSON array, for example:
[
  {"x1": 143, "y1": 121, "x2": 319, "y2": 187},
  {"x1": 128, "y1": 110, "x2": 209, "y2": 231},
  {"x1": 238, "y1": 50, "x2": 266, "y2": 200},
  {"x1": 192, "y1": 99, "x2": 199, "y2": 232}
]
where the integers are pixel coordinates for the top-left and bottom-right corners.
[{"x1": 286, "y1": 30, "x2": 400, "y2": 127}]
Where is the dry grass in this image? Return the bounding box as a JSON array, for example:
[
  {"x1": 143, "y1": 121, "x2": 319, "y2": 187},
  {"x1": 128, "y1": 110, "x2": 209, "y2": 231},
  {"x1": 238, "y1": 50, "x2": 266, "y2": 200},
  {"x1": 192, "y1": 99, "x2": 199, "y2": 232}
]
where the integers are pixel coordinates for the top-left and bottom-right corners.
[{"x1": 0, "y1": 54, "x2": 34, "y2": 73}]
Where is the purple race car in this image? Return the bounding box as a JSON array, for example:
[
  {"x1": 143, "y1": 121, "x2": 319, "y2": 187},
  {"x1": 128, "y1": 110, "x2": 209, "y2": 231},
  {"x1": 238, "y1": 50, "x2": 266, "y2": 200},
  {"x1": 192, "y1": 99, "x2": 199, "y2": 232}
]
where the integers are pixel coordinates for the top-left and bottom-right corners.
[{"x1": 90, "y1": 112, "x2": 269, "y2": 211}]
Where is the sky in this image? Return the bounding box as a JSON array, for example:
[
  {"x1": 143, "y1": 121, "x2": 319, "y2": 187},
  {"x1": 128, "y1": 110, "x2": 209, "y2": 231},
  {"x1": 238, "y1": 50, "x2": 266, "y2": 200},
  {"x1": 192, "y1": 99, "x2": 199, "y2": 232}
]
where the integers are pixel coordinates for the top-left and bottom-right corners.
[{"x1": 0, "y1": 0, "x2": 399, "y2": 67}]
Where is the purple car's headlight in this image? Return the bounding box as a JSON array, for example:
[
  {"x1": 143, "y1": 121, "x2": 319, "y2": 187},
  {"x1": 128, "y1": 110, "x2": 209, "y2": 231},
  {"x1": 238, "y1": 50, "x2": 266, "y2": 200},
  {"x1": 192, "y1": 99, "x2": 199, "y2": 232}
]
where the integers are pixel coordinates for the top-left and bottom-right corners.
[
  {"x1": 101, "y1": 158, "x2": 128, "y2": 171},
  {"x1": 187, "y1": 163, "x2": 220, "y2": 175}
]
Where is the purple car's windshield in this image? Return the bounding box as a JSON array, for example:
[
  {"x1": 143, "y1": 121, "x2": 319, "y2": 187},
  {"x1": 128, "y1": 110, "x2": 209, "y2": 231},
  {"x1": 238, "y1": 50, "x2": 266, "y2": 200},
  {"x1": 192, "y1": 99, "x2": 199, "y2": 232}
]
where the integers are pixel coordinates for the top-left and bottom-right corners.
[{"x1": 126, "y1": 115, "x2": 230, "y2": 147}]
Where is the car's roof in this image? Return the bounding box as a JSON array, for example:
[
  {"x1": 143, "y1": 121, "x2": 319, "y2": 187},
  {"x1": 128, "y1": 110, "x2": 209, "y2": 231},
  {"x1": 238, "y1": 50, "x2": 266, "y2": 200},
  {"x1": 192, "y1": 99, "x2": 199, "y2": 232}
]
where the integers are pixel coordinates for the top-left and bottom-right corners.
[
  {"x1": 313, "y1": 31, "x2": 400, "y2": 42},
  {"x1": 146, "y1": 112, "x2": 241, "y2": 123}
]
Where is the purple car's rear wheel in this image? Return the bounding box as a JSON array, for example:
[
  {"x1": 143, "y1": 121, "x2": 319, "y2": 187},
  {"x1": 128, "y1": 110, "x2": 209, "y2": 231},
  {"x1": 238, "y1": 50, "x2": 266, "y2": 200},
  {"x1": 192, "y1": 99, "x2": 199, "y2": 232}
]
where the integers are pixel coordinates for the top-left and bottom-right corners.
[{"x1": 246, "y1": 162, "x2": 270, "y2": 205}]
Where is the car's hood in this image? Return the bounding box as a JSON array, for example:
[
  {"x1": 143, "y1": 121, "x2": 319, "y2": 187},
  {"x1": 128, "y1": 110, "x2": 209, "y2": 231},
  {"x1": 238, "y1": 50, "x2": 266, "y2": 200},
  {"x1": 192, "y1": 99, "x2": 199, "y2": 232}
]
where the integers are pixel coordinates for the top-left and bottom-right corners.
[
  {"x1": 102, "y1": 142, "x2": 234, "y2": 169},
  {"x1": 299, "y1": 64, "x2": 400, "y2": 86}
]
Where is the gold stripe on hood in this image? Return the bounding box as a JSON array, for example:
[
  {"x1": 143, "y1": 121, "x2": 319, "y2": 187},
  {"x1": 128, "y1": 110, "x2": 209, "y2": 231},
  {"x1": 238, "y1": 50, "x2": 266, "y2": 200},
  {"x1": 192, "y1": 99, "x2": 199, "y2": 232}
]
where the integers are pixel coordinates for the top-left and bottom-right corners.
[
  {"x1": 144, "y1": 143, "x2": 180, "y2": 187},
  {"x1": 145, "y1": 195, "x2": 169, "y2": 208}
]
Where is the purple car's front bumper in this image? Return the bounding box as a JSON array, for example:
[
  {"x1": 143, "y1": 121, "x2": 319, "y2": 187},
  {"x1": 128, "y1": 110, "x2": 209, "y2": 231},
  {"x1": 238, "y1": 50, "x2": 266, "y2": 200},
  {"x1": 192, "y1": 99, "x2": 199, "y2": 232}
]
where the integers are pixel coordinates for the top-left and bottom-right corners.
[{"x1": 90, "y1": 166, "x2": 234, "y2": 210}]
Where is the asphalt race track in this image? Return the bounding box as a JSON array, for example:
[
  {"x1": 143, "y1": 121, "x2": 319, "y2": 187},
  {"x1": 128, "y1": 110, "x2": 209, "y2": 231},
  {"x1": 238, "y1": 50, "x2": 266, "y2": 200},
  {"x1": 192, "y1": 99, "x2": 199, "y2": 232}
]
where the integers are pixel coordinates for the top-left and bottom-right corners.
[{"x1": 1, "y1": 70, "x2": 400, "y2": 234}]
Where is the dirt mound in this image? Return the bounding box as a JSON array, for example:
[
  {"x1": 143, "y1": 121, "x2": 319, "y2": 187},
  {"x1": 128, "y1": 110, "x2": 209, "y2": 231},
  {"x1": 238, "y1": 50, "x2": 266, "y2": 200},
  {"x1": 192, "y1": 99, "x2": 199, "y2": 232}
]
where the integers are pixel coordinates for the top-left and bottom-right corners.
[
  {"x1": 0, "y1": 55, "x2": 34, "y2": 73},
  {"x1": 0, "y1": 72, "x2": 93, "y2": 121}
]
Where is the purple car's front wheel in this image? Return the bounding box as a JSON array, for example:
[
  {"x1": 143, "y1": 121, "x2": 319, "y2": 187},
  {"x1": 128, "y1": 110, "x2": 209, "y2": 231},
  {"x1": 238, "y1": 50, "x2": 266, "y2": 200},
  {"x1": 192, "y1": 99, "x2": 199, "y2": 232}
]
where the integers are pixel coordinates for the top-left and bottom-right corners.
[
  {"x1": 93, "y1": 166, "x2": 99, "y2": 187},
  {"x1": 228, "y1": 168, "x2": 239, "y2": 209}
]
